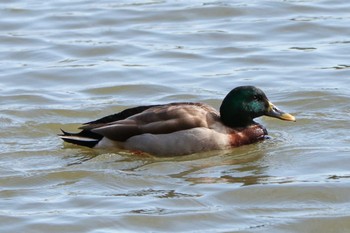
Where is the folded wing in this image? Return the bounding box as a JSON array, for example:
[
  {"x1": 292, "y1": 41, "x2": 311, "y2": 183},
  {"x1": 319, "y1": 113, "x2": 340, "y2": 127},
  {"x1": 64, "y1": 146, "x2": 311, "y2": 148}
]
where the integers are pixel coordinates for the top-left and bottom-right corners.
[{"x1": 83, "y1": 103, "x2": 220, "y2": 142}]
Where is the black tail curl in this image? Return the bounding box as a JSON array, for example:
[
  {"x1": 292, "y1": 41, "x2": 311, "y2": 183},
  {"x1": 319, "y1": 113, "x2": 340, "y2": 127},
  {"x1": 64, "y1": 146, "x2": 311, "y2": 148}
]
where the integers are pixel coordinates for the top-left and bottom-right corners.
[{"x1": 59, "y1": 129, "x2": 103, "y2": 148}]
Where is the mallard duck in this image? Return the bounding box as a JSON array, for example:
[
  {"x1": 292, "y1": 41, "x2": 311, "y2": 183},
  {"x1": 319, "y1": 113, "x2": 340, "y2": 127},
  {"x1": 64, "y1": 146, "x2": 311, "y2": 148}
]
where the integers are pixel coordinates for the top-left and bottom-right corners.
[{"x1": 60, "y1": 86, "x2": 295, "y2": 156}]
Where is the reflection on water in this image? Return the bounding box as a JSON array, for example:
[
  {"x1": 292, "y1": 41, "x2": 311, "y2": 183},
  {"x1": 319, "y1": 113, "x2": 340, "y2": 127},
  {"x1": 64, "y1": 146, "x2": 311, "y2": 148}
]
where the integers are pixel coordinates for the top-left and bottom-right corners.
[{"x1": 1, "y1": 0, "x2": 350, "y2": 232}]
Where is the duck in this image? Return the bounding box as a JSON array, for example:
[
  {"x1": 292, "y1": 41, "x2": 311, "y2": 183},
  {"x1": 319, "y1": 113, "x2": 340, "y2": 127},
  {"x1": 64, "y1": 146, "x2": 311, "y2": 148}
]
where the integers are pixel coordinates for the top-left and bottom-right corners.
[{"x1": 59, "y1": 86, "x2": 295, "y2": 156}]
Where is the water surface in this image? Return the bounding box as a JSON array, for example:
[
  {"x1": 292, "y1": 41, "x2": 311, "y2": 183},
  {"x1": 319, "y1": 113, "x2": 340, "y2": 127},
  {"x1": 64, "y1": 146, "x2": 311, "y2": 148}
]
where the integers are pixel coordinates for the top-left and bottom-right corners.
[{"x1": 0, "y1": 0, "x2": 350, "y2": 232}]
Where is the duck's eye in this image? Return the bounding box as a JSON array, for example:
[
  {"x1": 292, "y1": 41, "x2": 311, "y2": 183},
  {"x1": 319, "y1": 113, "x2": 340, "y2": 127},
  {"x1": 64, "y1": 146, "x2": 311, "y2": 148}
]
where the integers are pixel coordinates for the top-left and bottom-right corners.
[{"x1": 253, "y1": 95, "x2": 260, "y2": 101}]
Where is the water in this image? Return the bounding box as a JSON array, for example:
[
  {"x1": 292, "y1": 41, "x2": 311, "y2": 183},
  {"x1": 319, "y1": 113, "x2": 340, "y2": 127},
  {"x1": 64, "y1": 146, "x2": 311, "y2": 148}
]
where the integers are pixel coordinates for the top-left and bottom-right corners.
[{"x1": 1, "y1": 0, "x2": 350, "y2": 232}]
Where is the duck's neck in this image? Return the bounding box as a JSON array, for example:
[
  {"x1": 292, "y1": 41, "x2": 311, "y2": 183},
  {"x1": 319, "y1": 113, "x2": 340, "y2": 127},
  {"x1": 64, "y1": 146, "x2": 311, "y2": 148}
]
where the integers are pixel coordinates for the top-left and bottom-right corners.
[{"x1": 220, "y1": 111, "x2": 254, "y2": 128}]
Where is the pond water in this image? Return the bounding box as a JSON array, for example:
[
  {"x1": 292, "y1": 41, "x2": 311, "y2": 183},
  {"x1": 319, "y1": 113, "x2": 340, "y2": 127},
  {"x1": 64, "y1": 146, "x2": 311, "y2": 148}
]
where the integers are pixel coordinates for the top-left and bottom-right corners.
[{"x1": 0, "y1": 0, "x2": 349, "y2": 232}]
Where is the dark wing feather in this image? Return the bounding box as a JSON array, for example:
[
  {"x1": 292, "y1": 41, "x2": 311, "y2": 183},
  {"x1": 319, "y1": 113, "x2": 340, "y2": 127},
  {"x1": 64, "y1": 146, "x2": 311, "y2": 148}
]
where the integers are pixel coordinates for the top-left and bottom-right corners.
[
  {"x1": 83, "y1": 105, "x2": 160, "y2": 126},
  {"x1": 60, "y1": 105, "x2": 161, "y2": 144}
]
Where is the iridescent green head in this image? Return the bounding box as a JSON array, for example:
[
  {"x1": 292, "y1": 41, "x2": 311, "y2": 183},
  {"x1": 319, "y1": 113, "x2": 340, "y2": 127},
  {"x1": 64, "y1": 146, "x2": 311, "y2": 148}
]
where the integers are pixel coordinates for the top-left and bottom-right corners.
[{"x1": 220, "y1": 86, "x2": 295, "y2": 127}]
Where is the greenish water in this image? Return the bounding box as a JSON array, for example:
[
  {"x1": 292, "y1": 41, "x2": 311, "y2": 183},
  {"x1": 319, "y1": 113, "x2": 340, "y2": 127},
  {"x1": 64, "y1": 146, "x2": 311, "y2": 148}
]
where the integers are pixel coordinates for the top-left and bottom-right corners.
[{"x1": 1, "y1": 0, "x2": 350, "y2": 232}]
